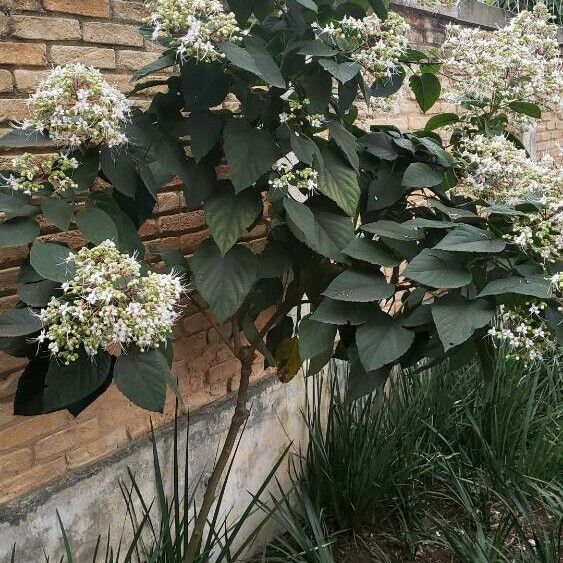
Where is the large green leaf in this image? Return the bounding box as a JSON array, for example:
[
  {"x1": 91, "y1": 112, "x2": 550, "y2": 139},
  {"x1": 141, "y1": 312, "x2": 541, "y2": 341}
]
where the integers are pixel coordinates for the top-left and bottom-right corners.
[
  {"x1": 409, "y1": 73, "x2": 441, "y2": 113},
  {"x1": 204, "y1": 184, "x2": 262, "y2": 255},
  {"x1": 100, "y1": 147, "x2": 139, "y2": 199},
  {"x1": 359, "y1": 132, "x2": 398, "y2": 161},
  {"x1": 185, "y1": 111, "x2": 224, "y2": 162},
  {"x1": 319, "y1": 59, "x2": 360, "y2": 83},
  {"x1": 342, "y1": 237, "x2": 400, "y2": 267},
  {"x1": 132, "y1": 53, "x2": 175, "y2": 80},
  {"x1": 0, "y1": 217, "x2": 39, "y2": 248},
  {"x1": 289, "y1": 131, "x2": 319, "y2": 166},
  {"x1": 356, "y1": 313, "x2": 415, "y2": 371},
  {"x1": 431, "y1": 200, "x2": 477, "y2": 220},
  {"x1": 298, "y1": 315, "x2": 337, "y2": 361},
  {"x1": 317, "y1": 145, "x2": 360, "y2": 216},
  {"x1": 256, "y1": 242, "x2": 292, "y2": 279},
  {"x1": 367, "y1": 168, "x2": 404, "y2": 211},
  {"x1": 508, "y1": 101, "x2": 541, "y2": 118},
  {"x1": 0, "y1": 188, "x2": 37, "y2": 220},
  {"x1": 424, "y1": 113, "x2": 460, "y2": 131},
  {"x1": 191, "y1": 239, "x2": 258, "y2": 321},
  {"x1": 284, "y1": 198, "x2": 353, "y2": 261},
  {"x1": 0, "y1": 308, "x2": 43, "y2": 337},
  {"x1": 44, "y1": 350, "x2": 112, "y2": 411},
  {"x1": 41, "y1": 197, "x2": 73, "y2": 231},
  {"x1": 362, "y1": 220, "x2": 422, "y2": 241},
  {"x1": 432, "y1": 294, "x2": 494, "y2": 351},
  {"x1": 327, "y1": 121, "x2": 359, "y2": 171},
  {"x1": 114, "y1": 348, "x2": 170, "y2": 412},
  {"x1": 18, "y1": 262, "x2": 59, "y2": 307},
  {"x1": 223, "y1": 119, "x2": 276, "y2": 192},
  {"x1": 310, "y1": 298, "x2": 375, "y2": 325},
  {"x1": 435, "y1": 224, "x2": 506, "y2": 253},
  {"x1": 30, "y1": 241, "x2": 74, "y2": 283},
  {"x1": 404, "y1": 248, "x2": 471, "y2": 289},
  {"x1": 0, "y1": 128, "x2": 55, "y2": 148},
  {"x1": 322, "y1": 270, "x2": 394, "y2": 302},
  {"x1": 181, "y1": 60, "x2": 229, "y2": 110},
  {"x1": 68, "y1": 147, "x2": 100, "y2": 190},
  {"x1": 75, "y1": 208, "x2": 118, "y2": 245},
  {"x1": 478, "y1": 275, "x2": 552, "y2": 299},
  {"x1": 402, "y1": 162, "x2": 443, "y2": 187},
  {"x1": 346, "y1": 359, "x2": 389, "y2": 402}
]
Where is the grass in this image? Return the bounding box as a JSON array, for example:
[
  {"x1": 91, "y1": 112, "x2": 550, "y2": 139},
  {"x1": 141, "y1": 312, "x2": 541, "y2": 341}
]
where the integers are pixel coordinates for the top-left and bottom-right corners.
[{"x1": 262, "y1": 353, "x2": 562, "y2": 562}]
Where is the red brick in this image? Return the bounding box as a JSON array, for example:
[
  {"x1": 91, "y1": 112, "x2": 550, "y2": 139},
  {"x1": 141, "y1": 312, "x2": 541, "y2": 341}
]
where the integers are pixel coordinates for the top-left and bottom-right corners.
[
  {"x1": 43, "y1": 0, "x2": 110, "y2": 17},
  {"x1": 83, "y1": 21, "x2": 144, "y2": 47},
  {"x1": 113, "y1": 0, "x2": 150, "y2": 23},
  {"x1": 174, "y1": 332, "x2": 206, "y2": 360},
  {"x1": 117, "y1": 49, "x2": 159, "y2": 71},
  {"x1": 11, "y1": 15, "x2": 80, "y2": 40},
  {"x1": 0, "y1": 42, "x2": 46, "y2": 65},
  {"x1": 157, "y1": 211, "x2": 205, "y2": 234},
  {"x1": 50, "y1": 45, "x2": 116, "y2": 69},
  {"x1": 13, "y1": 69, "x2": 47, "y2": 93}
]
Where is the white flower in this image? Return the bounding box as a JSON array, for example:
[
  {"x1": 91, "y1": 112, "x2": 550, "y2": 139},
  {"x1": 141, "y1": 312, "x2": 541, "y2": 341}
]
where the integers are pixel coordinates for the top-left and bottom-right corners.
[
  {"x1": 148, "y1": 0, "x2": 243, "y2": 62},
  {"x1": 38, "y1": 240, "x2": 183, "y2": 364},
  {"x1": 23, "y1": 63, "x2": 131, "y2": 148},
  {"x1": 269, "y1": 157, "x2": 318, "y2": 195}
]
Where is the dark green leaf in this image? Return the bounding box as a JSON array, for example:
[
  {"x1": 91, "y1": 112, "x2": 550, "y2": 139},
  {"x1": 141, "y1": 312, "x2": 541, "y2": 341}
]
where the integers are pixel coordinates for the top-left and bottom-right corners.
[
  {"x1": 41, "y1": 197, "x2": 73, "y2": 231},
  {"x1": 290, "y1": 131, "x2": 318, "y2": 166},
  {"x1": 362, "y1": 219, "x2": 422, "y2": 241},
  {"x1": 297, "y1": 40, "x2": 334, "y2": 56},
  {"x1": 18, "y1": 262, "x2": 59, "y2": 307},
  {"x1": 191, "y1": 239, "x2": 258, "y2": 321},
  {"x1": 409, "y1": 73, "x2": 441, "y2": 113},
  {"x1": 508, "y1": 101, "x2": 541, "y2": 118},
  {"x1": 434, "y1": 224, "x2": 506, "y2": 253},
  {"x1": 303, "y1": 71, "x2": 332, "y2": 113},
  {"x1": 75, "y1": 208, "x2": 119, "y2": 245},
  {"x1": 327, "y1": 121, "x2": 359, "y2": 171},
  {"x1": 132, "y1": 53, "x2": 175, "y2": 81},
  {"x1": 114, "y1": 348, "x2": 170, "y2": 412},
  {"x1": 181, "y1": 60, "x2": 229, "y2": 110},
  {"x1": 371, "y1": 67, "x2": 404, "y2": 97},
  {"x1": 432, "y1": 294, "x2": 493, "y2": 351},
  {"x1": 369, "y1": 0, "x2": 389, "y2": 19},
  {"x1": 478, "y1": 275, "x2": 552, "y2": 299},
  {"x1": 30, "y1": 241, "x2": 74, "y2": 283},
  {"x1": 0, "y1": 129, "x2": 55, "y2": 148},
  {"x1": 310, "y1": 298, "x2": 375, "y2": 325},
  {"x1": 0, "y1": 188, "x2": 37, "y2": 220},
  {"x1": 245, "y1": 36, "x2": 287, "y2": 89},
  {"x1": 404, "y1": 248, "x2": 471, "y2": 289},
  {"x1": 204, "y1": 184, "x2": 262, "y2": 255},
  {"x1": 319, "y1": 59, "x2": 360, "y2": 83},
  {"x1": 257, "y1": 242, "x2": 292, "y2": 279},
  {"x1": 0, "y1": 308, "x2": 43, "y2": 337},
  {"x1": 223, "y1": 119, "x2": 277, "y2": 192},
  {"x1": 298, "y1": 314, "x2": 336, "y2": 361},
  {"x1": 100, "y1": 147, "x2": 139, "y2": 199},
  {"x1": 366, "y1": 168, "x2": 403, "y2": 211},
  {"x1": 322, "y1": 270, "x2": 394, "y2": 302},
  {"x1": 402, "y1": 162, "x2": 443, "y2": 187},
  {"x1": 68, "y1": 147, "x2": 100, "y2": 190},
  {"x1": 425, "y1": 113, "x2": 459, "y2": 131},
  {"x1": 346, "y1": 356, "x2": 388, "y2": 402},
  {"x1": 431, "y1": 199, "x2": 477, "y2": 220},
  {"x1": 185, "y1": 111, "x2": 223, "y2": 162},
  {"x1": 342, "y1": 237, "x2": 400, "y2": 267},
  {"x1": 359, "y1": 132, "x2": 398, "y2": 160},
  {"x1": 296, "y1": 0, "x2": 318, "y2": 11},
  {"x1": 0, "y1": 217, "x2": 39, "y2": 248}
]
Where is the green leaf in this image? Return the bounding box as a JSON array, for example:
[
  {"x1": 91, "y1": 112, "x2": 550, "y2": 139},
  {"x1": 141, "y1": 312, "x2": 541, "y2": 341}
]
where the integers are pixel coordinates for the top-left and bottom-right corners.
[
  {"x1": 402, "y1": 162, "x2": 443, "y2": 187},
  {"x1": 18, "y1": 262, "x2": 58, "y2": 307},
  {"x1": 223, "y1": 119, "x2": 276, "y2": 192},
  {"x1": 327, "y1": 121, "x2": 359, "y2": 171},
  {"x1": 432, "y1": 294, "x2": 494, "y2": 351},
  {"x1": 204, "y1": 184, "x2": 262, "y2": 255},
  {"x1": 424, "y1": 113, "x2": 459, "y2": 131},
  {"x1": 359, "y1": 132, "x2": 398, "y2": 160},
  {"x1": 185, "y1": 111, "x2": 223, "y2": 162},
  {"x1": 366, "y1": 168, "x2": 403, "y2": 211},
  {"x1": 68, "y1": 147, "x2": 100, "y2": 190},
  {"x1": 191, "y1": 239, "x2": 258, "y2": 321},
  {"x1": 322, "y1": 270, "x2": 394, "y2": 302},
  {"x1": 276, "y1": 336, "x2": 302, "y2": 383},
  {"x1": 115, "y1": 348, "x2": 170, "y2": 412},
  {"x1": 431, "y1": 200, "x2": 477, "y2": 220},
  {"x1": 0, "y1": 308, "x2": 42, "y2": 337},
  {"x1": 304, "y1": 71, "x2": 332, "y2": 113},
  {"x1": 310, "y1": 298, "x2": 375, "y2": 325},
  {"x1": 41, "y1": 197, "x2": 73, "y2": 231},
  {"x1": 297, "y1": 40, "x2": 335, "y2": 56},
  {"x1": 158, "y1": 249, "x2": 190, "y2": 278},
  {"x1": 245, "y1": 36, "x2": 287, "y2": 89},
  {"x1": 0, "y1": 129, "x2": 55, "y2": 148},
  {"x1": 317, "y1": 144, "x2": 360, "y2": 216},
  {"x1": 181, "y1": 60, "x2": 229, "y2": 111},
  {"x1": 434, "y1": 224, "x2": 506, "y2": 253},
  {"x1": 346, "y1": 355, "x2": 388, "y2": 402},
  {"x1": 477, "y1": 275, "x2": 552, "y2": 299},
  {"x1": 257, "y1": 242, "x2": 292, "y2": 279},
  {"x1": 319, "y1": 59, "x2": 360, "y2": 83},
  {"x1": 508, "y1": 101, "x2": 541, "y2": 119},
  {"x1": 30, "y1": 242, "x2": 74, "y2": 284},
  {"x1": 415, "y1": 136, "x2": 455, "y2": 167},
  {"x1": 0, "y1": 188, "x2": 37, "y2": 220},
  {"x1": 409, "y1": 73, "x2": 441, "y2": 113},
  {"x1": 369, "y1": 0, "x2": 389, "y2": 19},
  {"x1": 284, "y1": 198, "x2": 354, "y2": 261},
  {"x1": 44, "y1": 350, "x2": 111, "y2": 411},
  {"x1": 290, "y1": 131, "x2": 318, "y2": 166},
  {"x1": 75, "y1": 208, "x2": 118, "y2": 245},
  {"x1": 362, "y1": 220, "x2": 422, "y2": 241},
  {"x1": 342, "y1": 237, "x2": 400, "y2": 267},
  {"x1": 295, "y1": 0, "x2": 318, "y2": 11},
  {"x1": 0, "y1": 217, "x2": 39, "y2": 247},
  {"x1": 402, "y1": 304, "x2": 433, "y2": 327},
  {"x1": 403, "y1": 218, "x2": 456, "y2": 229},
  {"x1": 371, "y1": 67, "x2": 404, "y2": 97},
  {"x1": 404, "y1": 248, "x2": 471, "y2": 289},
  {"x1": 356, "y1": 313, "x2": 415, "y2": 371},
  {"x1": 132, "y1": 53, "x2": 175, "y2": 81},
  {"x1": 100, "y1": 147, "x2": 139, "y2": 199},
  {"x1": 298, "y1": 315, "x2": 336, "y2": 361}
]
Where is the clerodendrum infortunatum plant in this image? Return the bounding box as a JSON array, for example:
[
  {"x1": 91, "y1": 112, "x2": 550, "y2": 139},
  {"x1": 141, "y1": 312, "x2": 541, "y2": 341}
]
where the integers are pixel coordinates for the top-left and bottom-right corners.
[{"x1": 0, "y1": 1, "x2": 561, "y2": 560}]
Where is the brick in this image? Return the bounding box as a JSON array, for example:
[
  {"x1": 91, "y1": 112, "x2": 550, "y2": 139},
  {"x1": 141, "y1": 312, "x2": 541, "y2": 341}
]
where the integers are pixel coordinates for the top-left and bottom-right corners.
[
  {"x1": 0, "y1": 70, "x2": 13, "y2": 93},
  {"x1": 0, "y1": 412, "x2": 68, "y2": 452},
  {"x1": 0, "y1": 267, "x2": 19, "y2": 296},
  {"x1": 0, "y1": 447, "x2": 32, "y2": 475},
  {"x1": 113, "y1": 0, "x2": 150, "y2": 23},
  {"x1": 138, "y1": 218, "x2": 157, "y2": 239},
  {"x1": 180, "y1": 230, "x2": 209, "y2": 254},
  {"x1": 11, "y1": 15, "x2": 80, "y2": 40},
  {"x1": 157, "y1": 211, "x2": 205, "y2": 234},
  {"x1": 0, "y1": 294, "x2": 19, "y2": 312},
  {"x1": 35, "y1": 418, "x2": 100, "y2": 460},
  {"x1": 156, "y1": 191, "x2": 181, "y2": 214},
  {"x1": 42, "y1": 0, "x2": 110, "y2": 17},
  {"x1": 174, "y1": 331, "x2": 206, "y2": 360},
  {"x1": 83, "y1": 22, "x2": 144, "y2": 47},
  {"x1": 207, "y1": 358, "x2": 241, "y2": 385},
  {"x1": 182, "y1": 312, "x2": 210, "y2": 336},
  {"x1": 0, "y1": 42, "x2": 46, "y2": 65},
  {"x1": 13, "y1": 69, "x2": 47, "y2": 93},
  {"x1": 0, "y1": 0, "x2": 41, "y2": 9},
  {"x1": 0, "y1": 456, "x2": 67, "y2": 504},
  {"x1": 117, "y1": 49, "x2": 159, "y2": 71},
  {"x1": 207, "y1": 322, "x2": 232, "y2": 345},
  {"x1": 66, "y1": 428, "x2": 128, "y2": 469},
  {"x1": 0, "y1": 98, "x2": 28, "y2": 122},
  {"x1": 0, "y1": 15, "x2": 8, "y2": 37},
  {"x1": 50, "y1": 45, "x2": 116, "y2": 69}
]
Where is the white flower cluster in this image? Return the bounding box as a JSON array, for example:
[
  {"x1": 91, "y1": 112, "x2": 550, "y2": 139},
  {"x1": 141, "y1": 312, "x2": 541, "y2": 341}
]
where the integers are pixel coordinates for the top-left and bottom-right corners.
[
  {"x1": 148, "y1": 0, "x2": 243, "y2": 62},
  {"x1": 442, "y1": 4, "x2": 563, "y2": 121},
  {"x1": 6, "y1": 152, "x2": 78, "y2": 195},
  {"x1": 455, "y1": 134, "x2": 563, "y2": 262},
  {"x1": 269, "y1": 158, "x2": 318, "y2": 195},
  {"x1": 280, "y1": 98, "x2": 326, "y2": 129},
  {"x1": 488, "y1": 302, "x2": 556, "y2": 364},
  {"x1": 315, "y1": 12, "x2": 409, "y2": 81},
  {"x1": 38, "y1": 240, "x2": 183, "y2": 364},
  {"x1": 23, "y1": 64, "x2": 131, "y2": 148}
]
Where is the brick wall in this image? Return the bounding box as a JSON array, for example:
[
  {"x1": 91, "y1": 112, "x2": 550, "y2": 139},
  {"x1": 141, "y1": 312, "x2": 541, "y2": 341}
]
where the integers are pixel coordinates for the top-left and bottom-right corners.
[{"x1": 0, "y1": 0, "x2": 561, "y2": 506}]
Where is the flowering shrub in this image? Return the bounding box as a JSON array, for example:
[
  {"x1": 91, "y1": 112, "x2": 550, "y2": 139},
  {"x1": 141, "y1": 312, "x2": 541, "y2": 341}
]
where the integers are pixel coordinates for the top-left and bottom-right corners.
[
  {"x1": 23, "y1": 63, "x2": 131, "y2": 147},
  {"x1": 6, "y1": 152, "x2": 79, "y2": 195},
  {"x1": 38, "y1": 240, "x2": 183, "y2": 364}
]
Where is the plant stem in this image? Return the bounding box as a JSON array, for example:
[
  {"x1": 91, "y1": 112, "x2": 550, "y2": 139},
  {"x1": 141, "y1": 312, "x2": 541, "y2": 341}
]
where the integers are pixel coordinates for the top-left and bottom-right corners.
[
  {"x1": 476, "y1": 333, "x2": 497, "y2": 382},
  {"x1": 183, "y1": 321, "x2": 255, "y2": 563}
]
